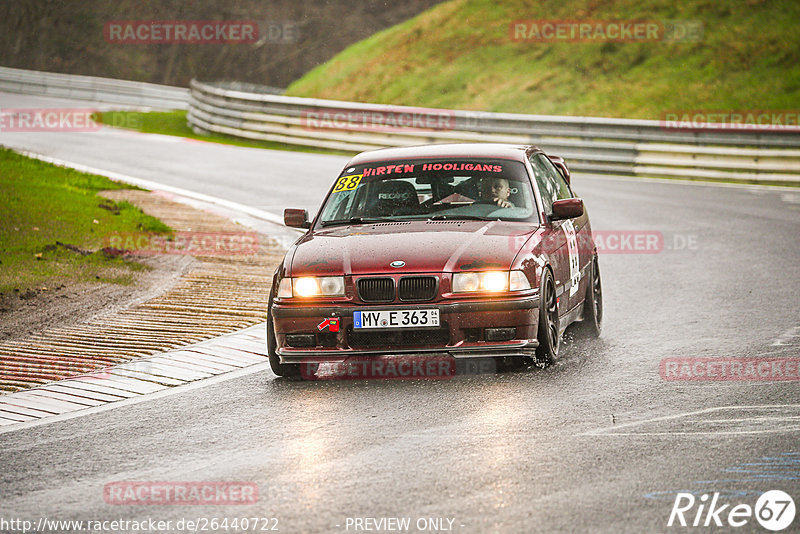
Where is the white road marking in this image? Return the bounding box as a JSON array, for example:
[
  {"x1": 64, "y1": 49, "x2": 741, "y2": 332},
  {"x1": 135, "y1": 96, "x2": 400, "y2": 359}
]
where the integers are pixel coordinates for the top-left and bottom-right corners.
[
  {"x1": 25, "y1": 390, "x2": 105, "y2": 407},
  {"x1": 74, "y1": 375, "x2": 164, "y2": 395},
  {"x1": 0, "y1": 404, "x2": 52, "y2": 418},
  {"x1": 584, "y1": 405, "x2": 800, "y2": 436},
  {"x1": 107, "y1": 367, "x2": 185, "y2": 386},
  {"x1": 43, "y1": 380, "x2": 139, "y2": 398},
  {"x1": 160, "y1": 352, "x2": 240, "y2": 372},
  {"x1": 41, "y1": 384, "x2": 127, "y2": 402},
  {"x1": 100, "y1": 127, "x2": 186, "y2": 143},
  {"x1": 0, "y1": 413, "x2": 33, "y2": 424},
  {"x1": 772, "y1": 326, "x2": 800, "y2": 346},
  {"x1": 0, "y1": 394, "x2": 83, "y2": 414}
]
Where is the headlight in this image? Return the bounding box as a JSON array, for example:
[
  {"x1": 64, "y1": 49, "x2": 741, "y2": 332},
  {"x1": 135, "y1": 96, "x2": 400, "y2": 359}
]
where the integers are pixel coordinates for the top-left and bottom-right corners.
[
  {"x1": 452, "y1": 272, "x2": 481, "y2": 292},
  {"x1": 482, "y1": 271, "x2": 508, "y2": 292},
  {"x1": 452, "y1": 271, "x2": 531, "y2": 293},
  {"x1": 282, "y1": 276, "x2": 346, "y2": 298}
]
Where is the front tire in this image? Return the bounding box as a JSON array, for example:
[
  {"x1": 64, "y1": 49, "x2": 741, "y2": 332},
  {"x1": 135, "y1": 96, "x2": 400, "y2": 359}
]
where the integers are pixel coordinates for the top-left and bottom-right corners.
[
  {"x1": 267, "y1": 297, "x2": 305, "y2": 378},
  {"x1": 535, "y1": 269, "x2": 560, "y2": 365}
]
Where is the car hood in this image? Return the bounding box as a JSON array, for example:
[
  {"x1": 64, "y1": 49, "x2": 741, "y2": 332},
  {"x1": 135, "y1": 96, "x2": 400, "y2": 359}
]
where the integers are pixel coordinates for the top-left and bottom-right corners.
[{"x1": 287, "y1": 220, "x2": 540, "y2": 276}]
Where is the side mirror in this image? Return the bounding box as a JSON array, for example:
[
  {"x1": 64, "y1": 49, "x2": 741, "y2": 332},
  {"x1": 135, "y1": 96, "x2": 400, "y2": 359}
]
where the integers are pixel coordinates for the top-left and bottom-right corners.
[
  {"x1": 548, "y1": 155, "x2": 571, "y2": 185},
  {"x1": 284, "y1": 208, "x2": 310, "y2": 229},
  {"x1": 551, "y1": 198, "x2": 584, "y2": 221}
]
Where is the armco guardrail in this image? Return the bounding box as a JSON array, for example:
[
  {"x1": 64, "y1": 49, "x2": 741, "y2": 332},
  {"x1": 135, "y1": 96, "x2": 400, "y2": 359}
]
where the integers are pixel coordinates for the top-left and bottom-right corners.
[
  {"x1": 188, "y1": 79, "x2": 800, "y2": 182},
  {"x1": 0, "y1": 66, "x2": 188, "y2": 110}
]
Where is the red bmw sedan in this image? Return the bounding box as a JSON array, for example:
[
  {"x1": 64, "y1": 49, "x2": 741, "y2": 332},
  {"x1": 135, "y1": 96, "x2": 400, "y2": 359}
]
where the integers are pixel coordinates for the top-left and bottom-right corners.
[{"x1": 268, "y1": 143, "x2": 602, "y2": 378}]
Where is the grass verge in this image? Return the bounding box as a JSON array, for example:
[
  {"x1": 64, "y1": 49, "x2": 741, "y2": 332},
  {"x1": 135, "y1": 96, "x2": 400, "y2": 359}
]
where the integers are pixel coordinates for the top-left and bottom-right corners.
[
  {"x1": 0, "y1": 148, "x2": 171, "y2": 294},
  {"x1": 286, "y1": 0, "x2": 800, "y2": 120}
]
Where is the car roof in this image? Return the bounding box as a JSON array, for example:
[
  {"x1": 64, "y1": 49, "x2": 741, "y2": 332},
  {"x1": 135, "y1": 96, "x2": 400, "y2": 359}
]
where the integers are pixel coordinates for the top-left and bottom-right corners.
[{"x1": 346, "y1": 143, "x2": 542, "y2": 166}]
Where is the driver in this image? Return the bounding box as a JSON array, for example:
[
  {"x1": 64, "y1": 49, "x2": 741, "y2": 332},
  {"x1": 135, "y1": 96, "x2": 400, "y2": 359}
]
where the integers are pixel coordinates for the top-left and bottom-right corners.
[{"x1": 481, "y1": 177, "x2": 515, "y2": 208}]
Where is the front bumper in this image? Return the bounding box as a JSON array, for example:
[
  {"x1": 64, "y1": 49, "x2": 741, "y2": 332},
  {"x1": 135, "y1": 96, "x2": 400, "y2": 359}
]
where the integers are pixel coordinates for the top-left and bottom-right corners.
[{"x1": 271, "y1": 295, "x2": 540, "y2": 363}]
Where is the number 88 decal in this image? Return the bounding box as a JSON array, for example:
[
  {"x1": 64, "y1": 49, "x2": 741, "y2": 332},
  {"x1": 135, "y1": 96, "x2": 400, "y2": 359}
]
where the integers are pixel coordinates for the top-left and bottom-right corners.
[{"x1": 333, "y1": 174, "x2": 363, "y2": 192}]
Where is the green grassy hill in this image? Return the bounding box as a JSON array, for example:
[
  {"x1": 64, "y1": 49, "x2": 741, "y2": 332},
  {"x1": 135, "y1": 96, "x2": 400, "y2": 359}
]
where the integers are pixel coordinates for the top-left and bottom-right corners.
[{"x1": 286, "y1": 0, "x2": 800, "y2": 119}]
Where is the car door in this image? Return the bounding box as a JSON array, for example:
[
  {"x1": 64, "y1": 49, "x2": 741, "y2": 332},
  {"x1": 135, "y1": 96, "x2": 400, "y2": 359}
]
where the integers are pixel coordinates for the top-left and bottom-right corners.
[
  {"x1": 537, "y1": 154, "x2": 589, "y2": 311},
  {"x1": 528, "y1": 154, "x2": 573, "y2": 318}
]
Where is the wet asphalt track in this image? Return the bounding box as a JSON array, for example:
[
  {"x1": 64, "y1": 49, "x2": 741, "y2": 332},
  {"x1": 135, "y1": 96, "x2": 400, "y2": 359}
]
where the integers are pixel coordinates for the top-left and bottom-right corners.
[{"x1": 1, "y1": 92, "x2": 799, "y2": 533}]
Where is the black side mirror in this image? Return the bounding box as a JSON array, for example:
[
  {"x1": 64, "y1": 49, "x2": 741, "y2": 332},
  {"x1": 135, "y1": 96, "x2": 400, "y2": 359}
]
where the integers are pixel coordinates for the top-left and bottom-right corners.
[
  {"x1": 548, "y1": 155, "x2": 571, "y2": 185},
  {"x1": 284, "y1": 208, "x2": 310, "y2": 229},
  {"x1": 551, "y1": 198, "x2": 584, "y2": 221}
]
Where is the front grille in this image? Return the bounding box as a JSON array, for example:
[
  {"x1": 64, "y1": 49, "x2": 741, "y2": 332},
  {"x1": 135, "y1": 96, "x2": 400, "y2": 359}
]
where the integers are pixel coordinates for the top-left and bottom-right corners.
[
  {"x1": 398, "y1": 276, "x2": 438, "y2": 301},
  {"x1": 358, "y1": 277, "x2": 395, "y2": 302},
  {"x1": 347, "y1": 324, "x2": 450, "y2": 348}
]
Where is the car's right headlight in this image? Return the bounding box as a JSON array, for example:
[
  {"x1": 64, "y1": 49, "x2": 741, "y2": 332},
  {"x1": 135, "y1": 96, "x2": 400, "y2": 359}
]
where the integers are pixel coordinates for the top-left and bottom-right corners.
[{"x1": 452, "y1": 270, "x2": 530, "y2": 293}]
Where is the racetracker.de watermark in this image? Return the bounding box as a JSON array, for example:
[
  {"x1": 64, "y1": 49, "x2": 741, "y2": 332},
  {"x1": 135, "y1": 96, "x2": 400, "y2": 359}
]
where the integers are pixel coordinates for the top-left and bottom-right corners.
[
  {"x1": 104, "y1": 232, "x2": 259, "y2": 256},
  {"x1": 509, "y1": 19, "x2": 703, "y2": 42},
  {"x1": 104, "y1": 481, "x2": 258, "y2": 505},
  {"x1": 1, "y1": 361, "x2": 106, "y2": 381},
  {"x1": 104, "y1": 20, "x2": 258, "y2": 44},
  {"x1": 661, "y1": 110, "x2": 800, "y2": 132},
  {"x1": 301, "y1": 355, "x2": 459, "y2": 380},
  {"x1": 0, "y1": 360, "x2": 158, "y2": 382},
  {"x1": 300, "y1": 107, "x2": 456, "y2": 132},
  {"x1": 508, "y1": 230, "x2": 697, "y2": 255},
  {"x1": 0, "y1": 109, "x2": 101, "y2": 132},
  {"x1": 660, "y1": 358, "x2": 800, "y2": 381}
]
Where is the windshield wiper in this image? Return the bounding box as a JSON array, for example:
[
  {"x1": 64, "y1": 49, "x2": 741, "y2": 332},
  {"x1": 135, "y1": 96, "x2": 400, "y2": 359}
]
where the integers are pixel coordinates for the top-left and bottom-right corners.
[
  {"x1": 427, "y1": 214, "x2": 499, "y2": 221},
  {"x1": 320, "y1": 216, "x2": 399, "y2": 227}
]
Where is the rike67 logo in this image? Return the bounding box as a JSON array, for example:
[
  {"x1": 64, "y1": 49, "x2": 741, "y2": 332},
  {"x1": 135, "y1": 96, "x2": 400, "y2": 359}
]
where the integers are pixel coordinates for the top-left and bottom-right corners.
[{"x1": 668, "y1": 490, "x2": 795, "y2": 531}]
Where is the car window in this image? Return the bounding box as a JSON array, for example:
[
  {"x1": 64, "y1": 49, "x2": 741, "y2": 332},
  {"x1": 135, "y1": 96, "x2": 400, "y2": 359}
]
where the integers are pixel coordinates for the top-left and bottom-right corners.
[
  {"x1": 538, "y1": 154, "x2": 573, "y2": 200},
  {"x1": 322, "y1": 183, "x2": 361, "y2": 220},
  {"x1": 529, "y1": 154, "x2": 573, "y2": 217},
  {"x1": 318, "y1": 159, "x2": 537, "y2": 225},
  {"x1": 529, "y1": 154, "x2": 558, "y2": 216}
]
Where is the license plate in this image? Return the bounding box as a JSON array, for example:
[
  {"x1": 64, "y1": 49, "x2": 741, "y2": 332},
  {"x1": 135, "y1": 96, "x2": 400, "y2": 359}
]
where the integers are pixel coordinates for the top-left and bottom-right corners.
[{"x1": 353, "y1": 309, "x2": 440, "y2": 329}]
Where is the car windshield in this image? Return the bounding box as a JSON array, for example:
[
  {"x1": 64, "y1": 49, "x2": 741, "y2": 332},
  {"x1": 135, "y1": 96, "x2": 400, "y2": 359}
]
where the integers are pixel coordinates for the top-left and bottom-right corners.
[{"x1": 318, "y1": 158, "x2": 536, "y2": 226}]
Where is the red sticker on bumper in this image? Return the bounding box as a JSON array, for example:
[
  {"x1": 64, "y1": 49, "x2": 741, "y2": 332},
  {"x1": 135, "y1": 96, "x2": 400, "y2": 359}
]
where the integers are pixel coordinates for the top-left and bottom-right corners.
[{"x1": 317, "y1": 318, "x2": 339, "y2": 332}]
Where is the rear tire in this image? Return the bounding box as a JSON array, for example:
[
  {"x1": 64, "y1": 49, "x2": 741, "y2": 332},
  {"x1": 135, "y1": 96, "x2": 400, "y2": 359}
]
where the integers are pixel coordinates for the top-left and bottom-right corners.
[
  {"x1": 535, "y1": 269, "x2": 560, "y2": 365},
  {"x1": 577, "y1": 255, "x2": 602, "y2": 338}
]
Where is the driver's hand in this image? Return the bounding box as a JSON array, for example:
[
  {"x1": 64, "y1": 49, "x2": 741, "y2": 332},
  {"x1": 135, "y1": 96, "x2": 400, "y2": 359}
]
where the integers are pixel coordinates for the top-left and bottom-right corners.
[{"x1": 494, "y1": 198, "x2": 513, "y2": 208}]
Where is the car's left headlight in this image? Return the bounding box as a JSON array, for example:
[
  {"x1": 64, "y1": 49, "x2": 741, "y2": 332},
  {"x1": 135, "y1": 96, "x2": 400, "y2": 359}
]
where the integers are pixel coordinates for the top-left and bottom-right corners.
[
  {"x1": 277, "y1": 276, "x2": 346, "y2": 298},
  {"x1": 452, "y1": 270, "x2": 531, "y2": 293}
]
